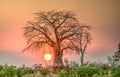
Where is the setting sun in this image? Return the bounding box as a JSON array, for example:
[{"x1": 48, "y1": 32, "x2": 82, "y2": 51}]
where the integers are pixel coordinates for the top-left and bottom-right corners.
[{"x1": 44, "y1": 53, "x2": 52, "y2": 61}]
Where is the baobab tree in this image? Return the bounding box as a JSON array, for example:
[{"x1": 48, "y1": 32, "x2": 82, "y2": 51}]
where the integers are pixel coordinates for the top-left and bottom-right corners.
[
  {"x1": 70, "y1": 25, "x2": 92, "y2": 65},
  {"x1": 23, "y1": 10, "x2": 91, "y2": 66}
]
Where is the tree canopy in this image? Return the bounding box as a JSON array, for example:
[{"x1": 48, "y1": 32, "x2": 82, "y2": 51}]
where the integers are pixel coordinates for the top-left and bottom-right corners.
[{"x1": 23, "y1": 10, "x2": 91, "y2": 65}]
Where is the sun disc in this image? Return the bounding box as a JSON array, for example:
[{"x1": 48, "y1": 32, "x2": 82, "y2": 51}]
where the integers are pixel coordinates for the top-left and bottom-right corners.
[{"x1": 44, "y1": 53, "x2": 52, "y2": 61}]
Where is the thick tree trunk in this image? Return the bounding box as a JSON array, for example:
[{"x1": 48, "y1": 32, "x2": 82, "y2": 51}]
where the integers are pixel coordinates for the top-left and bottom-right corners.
[
  {"x1": 53, "y1": 45, "x2": 63, "y2": 66},
  {"x1": 53, "y1": 51, "x2": 63, "y2": 66}
]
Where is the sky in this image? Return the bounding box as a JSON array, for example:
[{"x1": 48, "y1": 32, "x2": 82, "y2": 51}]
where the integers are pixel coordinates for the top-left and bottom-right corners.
[{"x1": 0, "y1": 0, "x2": 120, "y2": 66}]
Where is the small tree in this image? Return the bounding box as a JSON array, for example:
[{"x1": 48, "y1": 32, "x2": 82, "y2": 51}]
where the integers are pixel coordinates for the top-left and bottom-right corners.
[
  {"x1": 107, "y1": 43, "x2": 120, "y2": 66},
  {"x1": 70, "y1": 25, "x2": 92, "y2": 65}
]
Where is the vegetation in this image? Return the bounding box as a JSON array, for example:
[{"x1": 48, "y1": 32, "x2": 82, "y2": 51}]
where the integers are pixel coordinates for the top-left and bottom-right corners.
[
  {"x1": 1, "y1": 10, "x2": 119, "y2": 77},
  {"x1": 0, "y1": 63, "x2": 120, "y2": 77},
  {"x1": 58, "y1": 69, "x2": 67, "y2": 77},
  {"x1": 0, "y1": 64, "x2": 33, "y2": 77},
  {"x1": 111, "y1": 67, "x2": 120, "y2": 77}
]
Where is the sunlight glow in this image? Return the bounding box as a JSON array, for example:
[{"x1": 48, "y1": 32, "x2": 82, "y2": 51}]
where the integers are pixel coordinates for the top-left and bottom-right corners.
[{"x1": 44, "y1": 53, "x2": 52, "y2": 61}]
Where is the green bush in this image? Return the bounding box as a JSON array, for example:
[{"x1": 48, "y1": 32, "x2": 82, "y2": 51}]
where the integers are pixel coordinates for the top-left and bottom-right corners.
[
  {"x1": 70, "y1": 67, "x2": 77, "y2": 76},
  {"x1": 111, "y1": 67, "x2": 120, "y2": 77},
  {"x1": 58, "y1": 69, "x2": 67, "y2": 77},
  {"x1": 0, "y1": 65, "x2": 34, "y2": 77},
  {"x1": 16, "y1": 68, "x2": 27, "y2": 77},
  {"x1": 16, "y1": 67, "x2": 33, "y2": 77},
  {"x1": 99, "y1": 64, "x2": 110, "y2": 75},
  {"x1": 76, "y1": 66, "x2": 101, "y2": 77},
  {"x1": 0, "y1": 70, "x2": 6, "y2": 77},
  {"x1": 0, "y1": 65, "x2": 17, "y2": 77}
]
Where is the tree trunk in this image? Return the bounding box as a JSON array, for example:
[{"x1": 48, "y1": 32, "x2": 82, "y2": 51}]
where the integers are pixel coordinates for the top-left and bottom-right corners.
[
  {"x1": 53, "y1": 51, "x2": 63, "y2": 66},
  {"x1": 81, "y1": 53, "x2": 84, "y2": 65},
  {"x1": 53, "y1": 45, "x2": 63, "y2": 66}
]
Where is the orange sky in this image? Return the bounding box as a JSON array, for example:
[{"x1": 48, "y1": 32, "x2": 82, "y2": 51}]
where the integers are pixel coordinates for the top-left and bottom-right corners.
[{"x1": 0, "y1": 0, "x2": 120, "y2": 66}]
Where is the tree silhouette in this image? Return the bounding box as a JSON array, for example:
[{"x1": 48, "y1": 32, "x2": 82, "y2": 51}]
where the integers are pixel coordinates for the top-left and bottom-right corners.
[
  {"x1": 107, "y1": 43, "x2": 120, "y2": 66},
  {"x1": 23, "y1": 10, "x2": 91, "y2": 66},
  {"x1": 70, "y1": 25, "x2": 92, "y2": 65}
]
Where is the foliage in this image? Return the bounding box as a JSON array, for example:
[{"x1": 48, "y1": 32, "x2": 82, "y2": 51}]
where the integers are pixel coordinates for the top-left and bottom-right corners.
[
  {"x1": 111, "y1": 67, "x2": 120, "y2": 77},
  {"x1": 57, "y1": 69, "x2": 67, "y2": 77},
  {"x1": 16, "y1": 67, "x2": 33, "y2": 77},
  {"x1": 0, "y1": 65, "x2": 17, "y2": 77},
  {"x1": 70, "y1": 67, "x2": 77, "y2": 76},
  {"x1": 99, "y1": 64, "x2": 110, "y2": 75},
  {"x1": 0, "y1": 69, "x2": 6, "y2": 77},
  {"x1": 0, "y1": 64, "x2": 33, "y2": 77},
  {"x1": 57, "y1": 65, "x2": 101, "y2": 77},
  {"x1": 76, "y1": 66, "x2": 101, "y2": 77},
  {"x1": 1, "y1": 63, "x2": 120, "y2": 77},
  {"x1": 40, "y1": 67, "x2": 51, "y2": 75}
]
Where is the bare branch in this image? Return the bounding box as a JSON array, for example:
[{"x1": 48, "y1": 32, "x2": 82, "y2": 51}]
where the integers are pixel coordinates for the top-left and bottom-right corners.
[{"x1": 32, "y1": 25, "x2": 55, "y2": 44}]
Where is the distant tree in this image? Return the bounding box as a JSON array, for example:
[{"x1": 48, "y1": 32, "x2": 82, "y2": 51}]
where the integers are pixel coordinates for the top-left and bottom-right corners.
[
  {"x1": 107, "y1": 56, "x2": 115, "y2": 66},
  {"x1": 23, "y1": 10, "x2": 91, "y2": 66},
  {"x1": 107, "y1": 43, "x2": 120, "y2": 66},
  {"x1": 70, "y1": 25, "x2": 92, "y2": 65}
]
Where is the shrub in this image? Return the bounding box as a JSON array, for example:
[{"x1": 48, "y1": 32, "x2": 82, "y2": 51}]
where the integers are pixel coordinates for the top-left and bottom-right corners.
[
  {"x1": 111, "y1": 67, "x2": 120, "y2": 77},
  {"x1": 99, "y1": 64, "x2": 110, "y2": 75},
  {"x1": 76, "y1": 66, "x2": 101, "y2": 77},
  {"x1": 40, "y1": 68, "x2": 51, "y2": 75},
  {"x1": 70, "y1": 67, "x2": 77, "y2": 76},
  {"x1": 58, "y1": 69, "x2": 67, "y2": 77},
  {"x1": 16, "y1": 68, "x2": 27, "y2": 77},
  {"x1": 0, "y1": 65, "x2": 17, "y2": 77},
  {"x1": 0, "y1": 70, "x2": 6, "y2": 77}
]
